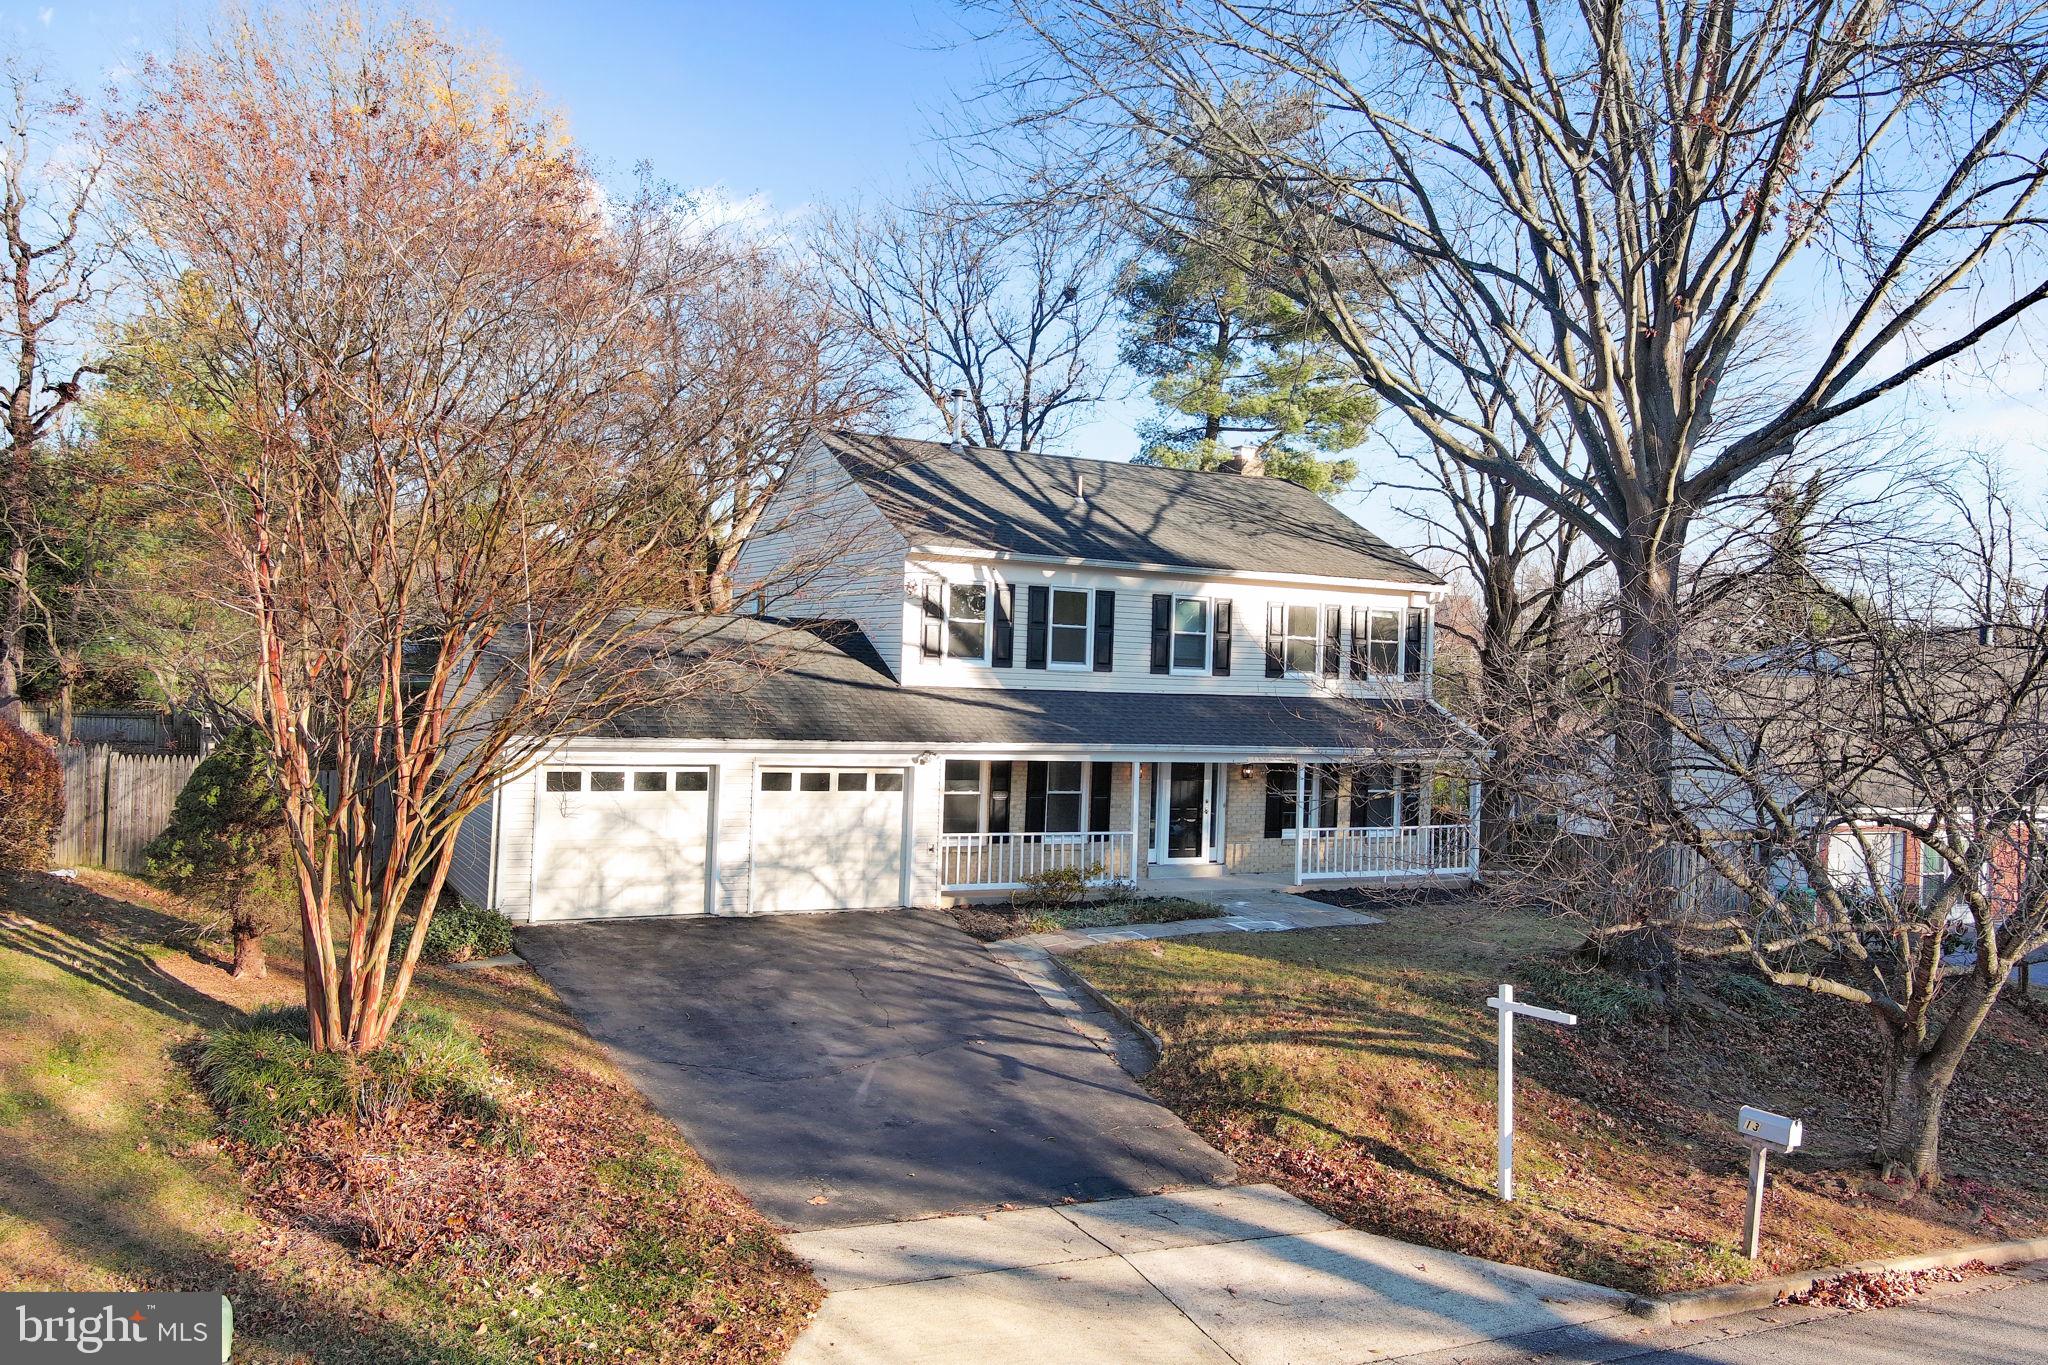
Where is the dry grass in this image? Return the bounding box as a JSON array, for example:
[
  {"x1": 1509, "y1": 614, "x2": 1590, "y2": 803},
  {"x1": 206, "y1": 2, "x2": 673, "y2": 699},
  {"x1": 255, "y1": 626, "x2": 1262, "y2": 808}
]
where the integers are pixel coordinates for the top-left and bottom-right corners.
[
  {"x1": 946, "y1": 895, "x2": 1220, "y2": 942},
  {"x1": 0, "y1": 869, "x2": 819, "y2": 1362},
  {"x1": 1066, "y1": 900, "x2": 2048, "y2": 1296}
]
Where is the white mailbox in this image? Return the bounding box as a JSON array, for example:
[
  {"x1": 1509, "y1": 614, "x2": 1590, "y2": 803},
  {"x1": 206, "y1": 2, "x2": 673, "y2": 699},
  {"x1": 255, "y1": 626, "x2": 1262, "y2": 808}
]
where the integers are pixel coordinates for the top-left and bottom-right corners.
[{"x1": 1738, "y1": 1106, "x2": 1803, "y2": 1153}]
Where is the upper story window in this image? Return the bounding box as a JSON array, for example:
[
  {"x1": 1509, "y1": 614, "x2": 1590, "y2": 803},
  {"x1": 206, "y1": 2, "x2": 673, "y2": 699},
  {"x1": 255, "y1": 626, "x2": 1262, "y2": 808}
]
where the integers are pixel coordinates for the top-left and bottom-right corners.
[
  {"x1": 1170, "y1": 597, "x2": 1211, "y2": 673},
  {"x1": 1281, "y1": 605, "x2": 1321, "y2": 675},
  {"x1": 1048, "y1": 587, "x2": 1092, "y2": 668},
  {"x1": 947, "y1": 583, "x2": 988, "y2": 661},
  {"x1": 1364, "y1": 610, "x2": 1402, "y2": 677}
]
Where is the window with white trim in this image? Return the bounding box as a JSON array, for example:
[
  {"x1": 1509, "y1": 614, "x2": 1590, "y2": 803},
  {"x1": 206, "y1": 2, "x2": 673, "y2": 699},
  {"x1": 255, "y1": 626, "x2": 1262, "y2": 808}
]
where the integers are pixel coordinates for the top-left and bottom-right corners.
[
  {"x1": 947, "y1": 583, "x2": 988, "y2": 661},
  {"x1": 1282, "y1": 604, "x2": 1320, "y2": 675},
  {"x1": 1350, "y1": 766, "x2": 1397, "y2": 829},
  {"x1": 1264, "y1": 764, "x2": 1338, "y2": 836},
  {"x1": 1170, "y1": 597, "x2": 1210, "y2": 673},
  {"x1": 1048, "y1": 588, "x2": 1092, "y2": 667},
  {"x1": 1365, "y1": 609, "x2": 1402, "y2": 677},
  {"x1": 1043, "y1": 760, "x2": 1086, "y2": 833},
  {"x1": 942, "y1": 760, "x2": 983, "y2": 834}
]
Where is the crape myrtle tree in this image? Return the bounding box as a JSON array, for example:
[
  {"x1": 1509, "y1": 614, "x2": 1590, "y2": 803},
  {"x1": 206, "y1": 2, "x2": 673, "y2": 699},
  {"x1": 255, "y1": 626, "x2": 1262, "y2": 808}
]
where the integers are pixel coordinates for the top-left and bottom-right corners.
[
  {"x1": 1645, "y1": 481, "x2": 2048, "y2": 1184},
  {"x1": 992, "y1": 0, "x2": 2048, "y2": 935},
  {"x1": 811, "y1": 175, "x2": 1124, "y2": 451},
  {"x1": 108, "y1": 7, "x2": 862, "y2": 1054}
]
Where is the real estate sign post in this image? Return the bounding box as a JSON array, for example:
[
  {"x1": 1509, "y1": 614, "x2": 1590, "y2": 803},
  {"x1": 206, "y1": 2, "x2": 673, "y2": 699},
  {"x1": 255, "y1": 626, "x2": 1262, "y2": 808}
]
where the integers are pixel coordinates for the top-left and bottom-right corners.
[{"x1": 1487, "y1": 984, "x2": 1577, "y2": 1201}]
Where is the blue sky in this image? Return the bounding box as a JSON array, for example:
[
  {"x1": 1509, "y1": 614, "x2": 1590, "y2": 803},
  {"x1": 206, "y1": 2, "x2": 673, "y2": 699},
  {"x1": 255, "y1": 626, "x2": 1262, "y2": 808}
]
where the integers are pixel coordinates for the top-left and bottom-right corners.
[{"x1": 7, "y1": 1, "x2": 2040, "y2": 542}]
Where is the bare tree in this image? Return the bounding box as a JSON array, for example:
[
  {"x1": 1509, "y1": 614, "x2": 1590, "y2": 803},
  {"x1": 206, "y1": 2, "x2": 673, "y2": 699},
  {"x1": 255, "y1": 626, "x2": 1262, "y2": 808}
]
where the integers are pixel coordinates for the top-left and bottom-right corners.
[
  {"x1": 811, "y1": 184, "x2": 1122, "y2": 450},
  {"x1": 1, "y1": 61, "x2": 110, "y2": 725},
  {"x1": 993, "y1": 0, "x2": 2048, "y2": 924},
  {"x1": 108, "y1": 8, "x2": 848, "y2": 1053},
  {"x1": 619, "y1": 196, "x2": 884, "y2": 610},
  {"x1": 1642, "y1": 483, "x2": 2048, "y2": 1183}
]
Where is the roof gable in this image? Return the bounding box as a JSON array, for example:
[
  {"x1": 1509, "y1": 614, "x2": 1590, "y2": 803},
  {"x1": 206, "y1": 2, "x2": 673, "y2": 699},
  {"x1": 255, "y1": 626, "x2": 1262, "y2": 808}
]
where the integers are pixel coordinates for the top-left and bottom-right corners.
[{"x1": 818, "y1": 432, "x2": 1439, "y2": 587}]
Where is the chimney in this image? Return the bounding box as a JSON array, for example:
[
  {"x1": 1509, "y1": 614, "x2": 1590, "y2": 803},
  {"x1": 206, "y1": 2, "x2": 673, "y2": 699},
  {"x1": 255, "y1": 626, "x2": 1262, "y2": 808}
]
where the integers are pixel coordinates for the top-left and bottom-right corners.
[
  {"x1": 1221, "y1": 442, "x2": 1266, "y2": 477},
  {"x1": 947, "y1": 387, "x2": 968, "y2": 452}
]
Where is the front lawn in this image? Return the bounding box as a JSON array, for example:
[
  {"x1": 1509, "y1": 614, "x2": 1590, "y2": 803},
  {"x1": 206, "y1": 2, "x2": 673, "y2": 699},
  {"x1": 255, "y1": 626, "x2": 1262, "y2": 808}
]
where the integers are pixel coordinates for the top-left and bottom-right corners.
[
  {"x1": 1064, "y1": 900, "x2": 2048, "y2": 1296},
  {"x1": 0, "y1": 869, "x2": 818, "y2": 1362},
  {"x1": 947, "y1": 894, "x2": 1220, "y2": 942}
]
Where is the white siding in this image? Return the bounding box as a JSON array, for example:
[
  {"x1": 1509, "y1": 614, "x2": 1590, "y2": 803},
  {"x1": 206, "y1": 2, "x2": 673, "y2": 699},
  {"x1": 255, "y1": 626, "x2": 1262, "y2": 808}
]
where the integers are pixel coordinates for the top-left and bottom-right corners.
[
  {"x1": 448, "y1": 791, "x2": 496, "y2": 908},
  {"x1": 733, "y1": 441, "x2": 909, "y2": 675},
  {"x1": 494, "y1": 767, "x2": 540, "y2": 922},
  {"x1": 897, "y1": 558, "x2": 1437, "y2": 700}
]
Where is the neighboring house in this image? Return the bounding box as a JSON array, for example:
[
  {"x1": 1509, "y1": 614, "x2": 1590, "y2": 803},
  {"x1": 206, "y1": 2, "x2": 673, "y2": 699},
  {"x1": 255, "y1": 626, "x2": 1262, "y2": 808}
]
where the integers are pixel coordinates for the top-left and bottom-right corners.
[{"x1": 449, "y1": 432, "x2": 1482, "y2": 922}]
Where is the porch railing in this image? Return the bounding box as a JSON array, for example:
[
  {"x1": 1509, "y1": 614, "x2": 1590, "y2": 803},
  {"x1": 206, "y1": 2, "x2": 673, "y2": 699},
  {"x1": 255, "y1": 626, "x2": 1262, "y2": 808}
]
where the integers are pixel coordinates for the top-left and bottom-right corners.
[
  {"x1": 1298, "y1": 824, "x2": 1476, "y2": 880},
  {"x1": 940, "y1": 831, "x2": 1137, "y2": 891}
]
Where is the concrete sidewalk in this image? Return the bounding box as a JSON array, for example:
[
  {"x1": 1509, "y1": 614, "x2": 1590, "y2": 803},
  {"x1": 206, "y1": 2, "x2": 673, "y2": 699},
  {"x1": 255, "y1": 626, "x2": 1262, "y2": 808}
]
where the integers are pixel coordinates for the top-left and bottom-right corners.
[
  {"x1": 784, "y1": 1184, "x2": 1636, "y2": 1365},
  {"x1": 997, "y1": 880, "x2": 1383, "y2": 954}
]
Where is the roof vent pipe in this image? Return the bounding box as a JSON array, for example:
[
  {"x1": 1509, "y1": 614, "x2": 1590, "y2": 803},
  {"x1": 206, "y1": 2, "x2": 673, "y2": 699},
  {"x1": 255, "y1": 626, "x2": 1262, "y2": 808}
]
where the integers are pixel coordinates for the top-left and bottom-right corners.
[
  {"x1": 1073, "y1": 469, "x2": 1086, "y2": 512},
  {"x1": 947, "y1": 387, "x2": 968, "y2": 452}
]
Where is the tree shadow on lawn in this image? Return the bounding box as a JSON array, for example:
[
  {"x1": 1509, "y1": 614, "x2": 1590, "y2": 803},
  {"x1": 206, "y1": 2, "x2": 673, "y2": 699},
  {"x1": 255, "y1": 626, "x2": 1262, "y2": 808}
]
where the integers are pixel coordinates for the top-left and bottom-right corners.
[
  {"x1": 0, "y1": 880, "x2": 242, "y2": 1032},
  {"x1": 0, "y1": 1105, "x2": 471, "y2": 1364}
]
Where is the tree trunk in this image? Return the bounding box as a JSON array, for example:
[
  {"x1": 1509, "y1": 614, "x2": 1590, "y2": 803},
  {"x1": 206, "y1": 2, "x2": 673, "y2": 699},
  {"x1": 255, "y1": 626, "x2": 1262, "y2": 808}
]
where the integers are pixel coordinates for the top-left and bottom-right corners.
[
  {"x1": 230, "y1": 916, "x2": 268, "y2": 980},
  {"x1": 0, "y1": 538, "x2": 22, "y2": 728},
  {"x1": 1602, "y1": 536, "x2": 1686, "y2": 978},
  {"x1": 1875, "y1": 1049, "x2": 1948, "y2": 1185}
]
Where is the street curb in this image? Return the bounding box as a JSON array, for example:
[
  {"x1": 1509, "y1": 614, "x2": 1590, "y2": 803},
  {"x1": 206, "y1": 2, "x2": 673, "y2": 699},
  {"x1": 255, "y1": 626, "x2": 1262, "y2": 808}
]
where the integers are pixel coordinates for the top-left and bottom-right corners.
[{"x1": 1627, "y1": 1234, "x2": 2048, "y2": 1325}]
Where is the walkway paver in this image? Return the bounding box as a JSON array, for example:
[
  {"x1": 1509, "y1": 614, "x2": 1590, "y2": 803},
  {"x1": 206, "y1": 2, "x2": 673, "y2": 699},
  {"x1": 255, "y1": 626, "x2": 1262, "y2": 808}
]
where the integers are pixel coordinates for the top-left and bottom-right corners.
[
  {"x1": 785, "y1": 1185, "x2": 1637, "y2": 1365},
  {"x1": 998, "y1": 880, "x2": 1382, "y2": 954}
]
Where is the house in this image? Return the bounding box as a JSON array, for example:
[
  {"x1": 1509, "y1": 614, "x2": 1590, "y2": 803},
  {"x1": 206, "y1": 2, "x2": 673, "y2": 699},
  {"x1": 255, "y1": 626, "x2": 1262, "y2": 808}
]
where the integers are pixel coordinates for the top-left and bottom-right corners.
[{"x1": 447, "y1": 432, "x2": 1483, "y2": 922}]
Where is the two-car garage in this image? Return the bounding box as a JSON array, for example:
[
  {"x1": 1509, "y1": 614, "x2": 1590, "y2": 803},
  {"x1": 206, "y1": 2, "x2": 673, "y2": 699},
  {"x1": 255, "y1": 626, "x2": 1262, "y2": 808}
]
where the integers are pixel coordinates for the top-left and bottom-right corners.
[{"x1": 526, "y1": 760, "x2": 910, "y2": 921}]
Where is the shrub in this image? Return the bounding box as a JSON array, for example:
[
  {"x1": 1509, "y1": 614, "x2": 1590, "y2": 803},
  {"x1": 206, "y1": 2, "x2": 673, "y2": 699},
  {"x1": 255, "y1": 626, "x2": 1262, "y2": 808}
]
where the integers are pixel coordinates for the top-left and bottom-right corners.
[
  {"x1": 1520, "y1": 962, "x2": 1661, "y2": 1026},
  {"x1": 143, "y1": 727, "x2": 292, "y2": 979},
  {"x1": 421, "y1": 893, "x2": 514, "y2": 964},
  {"x1": 0, "y1": 720, "x2": 62, "y2": 873},
  {"x1": 1707, "y1": 969, "x2": 1795, "y2": 1020},
  {"x1": 195, "y1": 1004, "x2": 511, "y2": 1150},
  {"x1": 1014, "y1": 862, "x2": 1102, "y2": 913}
]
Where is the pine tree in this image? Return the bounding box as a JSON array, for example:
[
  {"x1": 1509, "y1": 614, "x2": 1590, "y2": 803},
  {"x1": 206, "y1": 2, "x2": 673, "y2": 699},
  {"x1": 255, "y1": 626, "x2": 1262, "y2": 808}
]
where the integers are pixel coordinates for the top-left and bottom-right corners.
[{"x1": 1120, "y1": 167, "x2": 1377, "y2": 499}]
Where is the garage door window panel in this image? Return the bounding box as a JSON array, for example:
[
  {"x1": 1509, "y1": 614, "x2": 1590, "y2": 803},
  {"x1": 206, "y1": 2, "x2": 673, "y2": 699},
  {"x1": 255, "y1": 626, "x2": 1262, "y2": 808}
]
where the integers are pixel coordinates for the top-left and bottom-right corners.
[
  {"x1": 675, "y1": 770, "x2": 709, "y2": 791},
  {"x1": 545, "y1": 770, "x2": 581, "y2": 793},
  {"x1": 799, "y1": 771, "x2": 831, "y2": 792},
  {"x1": 761, "y1": 770, "x2": 792, "y2": 792},
  {"x1": 634, "y1": 772, "x2": 668, "y2": 792}
]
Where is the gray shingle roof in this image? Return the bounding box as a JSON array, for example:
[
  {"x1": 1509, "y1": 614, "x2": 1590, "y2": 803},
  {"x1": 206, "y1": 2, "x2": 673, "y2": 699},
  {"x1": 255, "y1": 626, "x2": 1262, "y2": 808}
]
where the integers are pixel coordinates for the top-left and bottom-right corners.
[
  {"x1": 820, "y1": 432, "x2": 1439, "y2": 586},
  {"x1": 593, "y1": 617, "x2": 1461, "y2": 753}
]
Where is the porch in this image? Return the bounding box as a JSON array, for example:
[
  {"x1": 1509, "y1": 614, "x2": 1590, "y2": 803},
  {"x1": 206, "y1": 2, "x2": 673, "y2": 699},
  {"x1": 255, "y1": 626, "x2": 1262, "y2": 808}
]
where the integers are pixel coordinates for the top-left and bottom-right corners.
[{"x1": 936, "y1": 756, "x2": 1479, "y2": 896}]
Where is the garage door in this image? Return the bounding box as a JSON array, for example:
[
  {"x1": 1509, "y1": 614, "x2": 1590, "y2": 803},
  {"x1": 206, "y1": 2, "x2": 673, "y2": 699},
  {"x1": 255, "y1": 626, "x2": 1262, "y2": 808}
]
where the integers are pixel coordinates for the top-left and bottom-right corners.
[
  {"x1": 531, "y1": 766, "x2": 713, "y2": 921},
  {"x1": 752, "y1": 767, "x2": 908, "y2": 913}
]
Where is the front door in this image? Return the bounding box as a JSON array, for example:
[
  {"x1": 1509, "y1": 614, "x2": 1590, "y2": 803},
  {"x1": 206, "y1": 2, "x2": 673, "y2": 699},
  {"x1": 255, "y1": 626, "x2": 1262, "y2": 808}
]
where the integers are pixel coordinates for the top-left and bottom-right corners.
[{"x1": 1166, "y1": 762, "x2": 1208, "y2": 860}]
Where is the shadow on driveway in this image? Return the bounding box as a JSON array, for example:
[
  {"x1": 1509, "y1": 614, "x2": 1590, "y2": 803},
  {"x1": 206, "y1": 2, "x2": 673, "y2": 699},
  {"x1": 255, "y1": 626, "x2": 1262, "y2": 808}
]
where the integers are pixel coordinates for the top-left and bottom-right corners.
[{"x1": 519, "y1": 908, "x2": 1236, "y2": 1229}]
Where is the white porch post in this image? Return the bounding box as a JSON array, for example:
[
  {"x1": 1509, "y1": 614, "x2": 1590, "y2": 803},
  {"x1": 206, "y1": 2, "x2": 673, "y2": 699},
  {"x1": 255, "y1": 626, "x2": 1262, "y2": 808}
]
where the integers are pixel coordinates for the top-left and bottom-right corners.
[
  {"x1": 1467, "y1": 774, "x2": 1483, "y2": 875},
  {"x1": 1129, "y1": 761, "x2": 1143, "y2": 881},
  {"x1": 1293, "y1": 761, "x2": 1307, "y2": 885}
]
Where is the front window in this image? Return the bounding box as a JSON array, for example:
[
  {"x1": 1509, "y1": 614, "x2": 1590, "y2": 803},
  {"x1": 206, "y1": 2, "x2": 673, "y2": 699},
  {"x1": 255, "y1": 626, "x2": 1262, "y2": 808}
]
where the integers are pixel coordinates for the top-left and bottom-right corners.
[
  {"x1": 1350, "y1": 766, "x2": 1397, "y2": 829},
  {"x1": 947, "y1": 583, "x2": 988, "y2": 660},
  {"x1": 1171, "y1": 597, "x2": 1210, "y2": 672},
  {"x1": 1049, "y1": 588, "x2": 1091, "y2": 667},
  {"x1": 1282, "y1": 604, "x2": 1320, "y2": 675},
  {"x1": 1044, "y1": 760, "x2": 1085, "y2": 832},
  {"x1": 1365, "y1": 609, "x2": 1402, "y2": 677},
  {"x1": 943, "y1": 760, "x2": 983, "y2": 833}
]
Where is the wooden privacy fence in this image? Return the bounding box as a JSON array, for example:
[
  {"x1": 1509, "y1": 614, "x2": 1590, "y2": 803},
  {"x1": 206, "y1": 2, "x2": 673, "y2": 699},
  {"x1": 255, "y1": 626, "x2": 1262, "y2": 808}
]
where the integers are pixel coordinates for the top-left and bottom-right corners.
[
  {"x1": 23, "y1": 706, "x2": 206, "y2": 752},
  {"x1": 54, "y1": 746, "x2": 206, "y2": 872}
]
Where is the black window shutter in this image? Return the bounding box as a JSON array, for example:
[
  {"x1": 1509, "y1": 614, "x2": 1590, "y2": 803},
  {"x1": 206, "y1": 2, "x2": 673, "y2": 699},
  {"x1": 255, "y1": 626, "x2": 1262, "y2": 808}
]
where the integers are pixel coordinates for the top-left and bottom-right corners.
[
  {"x1": 1024, "y1": 761, "x2": 1048, "y2": 832},
  {"x1": 1089, "y1": 763, "x2": 1112, "y2": 832},
  {"x1": 1263, "y1": 768, "x2": 1291, "y2": 838},
  {"x1": 1264, "y1": 603, "x2": 1284, "y2": 677},
  {"x1": 1093, "y1": 590, "x2": 1115, "y2": 672},
  {"x1": 1349, "y1": 607, "x2": 1369, "y2": 678},
  {"x1": 920, "y1": 583, "x2": 943, "y2": 658},
  {"x1": 1025, "y1": 586, "x2": 1049, "y2": 669},
  {"x1": 1212, "y1": 600, "x2": 1232, "y2": 676},
  {"x1": 1349, "y1": 771, "x2": 1368, "y2": 827},
  {"x1": 989, "y1": 762, "x2": 1013, "y2": 831},
  {"x1": 1401, "y1": 764, "x2": 1426, "y2": 826},
  {"x1": 1404, "y1": 608, "x2": 1426, "y2": 680},
  {"x1": 1148, "y1": 594, "x2": 1171, "y2": 673},
  {"x1": 991, "y1": 585, "x2": 1015, "y2": 667},
  {"x1": 1322, "y1": 605, "x2": 1342, "y2": 677}
]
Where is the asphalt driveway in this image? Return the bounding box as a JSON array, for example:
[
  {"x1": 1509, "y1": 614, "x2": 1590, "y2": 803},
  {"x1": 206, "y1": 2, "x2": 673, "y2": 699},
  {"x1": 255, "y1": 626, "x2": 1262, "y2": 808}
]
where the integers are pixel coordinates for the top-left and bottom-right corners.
[{"x1": 519, "y1": 908, "x2": 1235, "y2": 1229}]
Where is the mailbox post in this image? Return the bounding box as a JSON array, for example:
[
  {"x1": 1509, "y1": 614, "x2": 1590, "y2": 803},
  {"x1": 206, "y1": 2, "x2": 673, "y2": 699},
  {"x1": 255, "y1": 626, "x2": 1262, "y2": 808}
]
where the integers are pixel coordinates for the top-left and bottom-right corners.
[
  {"x1": 1487, "y1": 984, "x2": 1577, "y2": 1201},
  {"x1": 1736, "y1": 1105, "x2": 1804, "y2": 1259}
]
